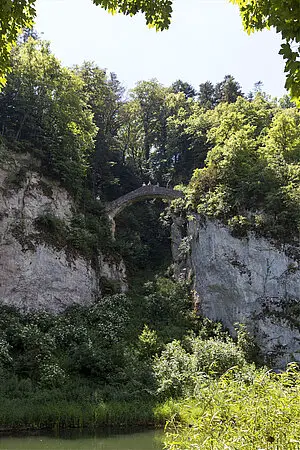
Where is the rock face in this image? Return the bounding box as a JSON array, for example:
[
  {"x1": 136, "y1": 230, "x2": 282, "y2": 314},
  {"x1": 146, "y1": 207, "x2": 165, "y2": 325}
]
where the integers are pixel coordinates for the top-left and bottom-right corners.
[
  {"x1": 172, "y1": 216, "x2": 300, "y2": 367},
  {"x1": 0, "y1": 148, "x2": 127, "y2": 313}
]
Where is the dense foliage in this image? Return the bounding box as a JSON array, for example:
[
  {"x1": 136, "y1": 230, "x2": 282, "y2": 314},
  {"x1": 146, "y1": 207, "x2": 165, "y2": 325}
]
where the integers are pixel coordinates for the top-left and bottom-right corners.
[
  {"x1": 0, "y1": 274, "x2": 265, "y2": 433},
  {"x1": 0, "y1": 39, "x2": 97, "y2": 190},
  {"x1": 164, "y1": 364, "x2": 300, "y2": 449},
  {"x1": 0, "y1": 276, "x2": 196, "y2": 392},
  {"x1": 92, "y1": 0, "x2": 172, "y2": 30},
  {"x1": 2, "y1": 288, "x2": 300, "y2": 450},
  {"x1": 186, "y1": 96, "x2": 300, "y2": 243},
  {"x1": 0, "y1": 36, "x2": 300, "y2": 448},
  {"x1": 0, "y1": 37, "x2": 298, "y2": 269},
  {"x1": 1, "y1": 1, "x2": 300, "y2": 103},
  {"x1": 0, "y1": 277, "x2": 207, "y2": 427},
  {"x1": 0, "y1": 38, "x2": 273, "y2": 269},
  {"x1": 0, "y1": 1, "x2": 35, "y2": 85},
  {"x1": 154, "y1": 337, "x2": 247, "y2": 398}
]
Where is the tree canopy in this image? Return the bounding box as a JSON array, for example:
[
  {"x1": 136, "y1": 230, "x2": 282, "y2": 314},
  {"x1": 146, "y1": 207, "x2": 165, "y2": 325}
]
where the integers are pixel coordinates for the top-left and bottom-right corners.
[
  {"x1": 0, "y1": 0, "x2": 36, "y2": 85},
  {"x1": 0, "y1": 38, "x2": 97, "y2": 188},
  {"x1": 0, "y1": 0, "x2": 172, "y2": 86},
  {"x1": 0, "y1": 36, "x2": 299, "y2": 250},
  {"x1": 230, "y1": 0, "x2": 300, "y2": 103},
  {"x1": 1, "y1": 0, "x2": 300, "y2": 102},
  {"x1": 187, "y1": 95, "x2": 300, "y2": 242},
  {"x1": 92, "y1": 0, "x2": 172, "y2": 30}
]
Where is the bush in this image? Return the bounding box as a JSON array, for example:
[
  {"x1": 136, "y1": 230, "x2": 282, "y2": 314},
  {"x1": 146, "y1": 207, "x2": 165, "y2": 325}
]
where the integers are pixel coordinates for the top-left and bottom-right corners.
[
  {"x1": 153, "y1": 335, "x2": 247, "y2": 398},
  {"x1": 39, "y1": 363, "x2": 66, "y2": 388},
  {"x1": 0, "y1": 337, "x2": 12, "y2": 367},
  {"x1": 190, "y1": 337, "x2": 246, "y2": 376},
  {"x1": 153, "y1": 340, "x2": 195, "y2": 398},
  {"x1": 35, "y1": 211, "x2": 112, "y2": 260},
  {"x1": 163, "y1": 364, "x2": 300, "y2": 450},
  {"x1": 143, "y1": 277, "x2": 193, "y2": 341}
]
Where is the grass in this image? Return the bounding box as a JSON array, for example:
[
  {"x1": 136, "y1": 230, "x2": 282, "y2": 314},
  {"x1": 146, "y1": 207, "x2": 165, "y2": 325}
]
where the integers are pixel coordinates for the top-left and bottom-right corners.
[
  {"x1": 1, "y1": 363, "x2": 300, "y2": 450},
  {"x1": 0, "y1": 399, "x2": 167, "y2": 431},
  {"x1": 162, "y1": 364, "x2": 300, "y2": 449}
]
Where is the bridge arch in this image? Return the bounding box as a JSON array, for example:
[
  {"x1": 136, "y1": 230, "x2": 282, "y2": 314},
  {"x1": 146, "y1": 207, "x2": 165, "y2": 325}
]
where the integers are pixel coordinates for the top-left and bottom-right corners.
[{"x1": 106, "y1": 185, "x2": 184, "y2": 220}]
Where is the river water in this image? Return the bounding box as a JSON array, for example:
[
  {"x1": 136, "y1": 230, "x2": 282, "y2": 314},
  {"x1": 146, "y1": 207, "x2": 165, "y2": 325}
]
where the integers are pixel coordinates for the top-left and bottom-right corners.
[{"x1": 0, "y1": 429, "x2": 163, "y2": 450}]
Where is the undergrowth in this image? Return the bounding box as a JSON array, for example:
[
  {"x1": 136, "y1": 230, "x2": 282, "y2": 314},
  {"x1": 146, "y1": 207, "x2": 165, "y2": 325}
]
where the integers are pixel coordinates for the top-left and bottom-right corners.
[{"x1": 163, "y1": 364, "x2": 300, "y2": 449}]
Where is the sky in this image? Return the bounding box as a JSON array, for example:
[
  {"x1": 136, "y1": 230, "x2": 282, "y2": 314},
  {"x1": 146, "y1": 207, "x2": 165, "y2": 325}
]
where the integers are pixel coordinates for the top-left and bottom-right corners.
[{"x1": 35, "y1": 0, "x2": 287, "y2": 98}]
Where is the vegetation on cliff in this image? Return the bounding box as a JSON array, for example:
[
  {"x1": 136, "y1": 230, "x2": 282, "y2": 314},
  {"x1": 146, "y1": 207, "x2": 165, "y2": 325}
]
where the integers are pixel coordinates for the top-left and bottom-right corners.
[
  {"x1": 186, "y1": 97, "x2": 300, "y2": 243},
  {"x1": 1, "y1": 36, "x2": 299, "y2": 253},
  {"x1": 0, "y1": 35, "x2": 300, "y2": 449}
]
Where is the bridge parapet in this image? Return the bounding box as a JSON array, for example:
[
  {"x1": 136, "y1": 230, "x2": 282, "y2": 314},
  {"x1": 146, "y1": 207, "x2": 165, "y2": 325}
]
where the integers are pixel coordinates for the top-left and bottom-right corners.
[{"x1": 106, "y1": 185, "x2": 184, "y2": 219}]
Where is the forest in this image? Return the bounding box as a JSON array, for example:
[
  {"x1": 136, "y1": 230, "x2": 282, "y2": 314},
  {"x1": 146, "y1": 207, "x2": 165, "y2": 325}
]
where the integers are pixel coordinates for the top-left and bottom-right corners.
[{"x1": 0, "y1": 32, "x2": 300, "y2": 449}]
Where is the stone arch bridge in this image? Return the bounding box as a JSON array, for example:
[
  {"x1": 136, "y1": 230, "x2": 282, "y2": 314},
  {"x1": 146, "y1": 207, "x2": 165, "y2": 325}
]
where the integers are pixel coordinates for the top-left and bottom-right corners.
[{"x1": 106, "y1": 185, "x2": 184, "y2": 236}]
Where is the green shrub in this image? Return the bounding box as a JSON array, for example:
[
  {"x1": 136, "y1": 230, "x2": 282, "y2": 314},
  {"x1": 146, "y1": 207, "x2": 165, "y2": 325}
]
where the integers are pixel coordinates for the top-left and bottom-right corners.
[
  {"x1": 137, "y1": 325, "x2": 161, "y2": 359},
  {"x1": 39, "y1": 363, "x2": 67, "y2": 388},
  {"x1": 153, "y1": 340, "x2": 195, "y2": 398},
  {"x1": 187, "y1": 102, "x2": 300, "y2": 243},
  {"x1": 153, "y1": 336, "x2": 247, "y2": 398},
  {"x1": 143, "y1": 277, "x2": 193, "y2": 341},
  {"x1": 163, "y1": 364, "x2": 300, "y2": 450},
  {"x1": 190, "y1": 337, "x2": 246, "y2": 375},
  {"x1": 0, "y1": 336, "x2": 12, "y2": 367},
  {"x1": 34, "y1": 211, "x2": 112, "y2": 261}
]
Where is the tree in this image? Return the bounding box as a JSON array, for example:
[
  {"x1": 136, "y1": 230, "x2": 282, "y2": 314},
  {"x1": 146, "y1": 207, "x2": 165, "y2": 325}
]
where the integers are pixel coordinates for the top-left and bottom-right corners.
[
  {"x1": 230, "y1": 0, "x2": 300, "y2": 104},
  {"x1": 130, "y1": 79, "x2": 168, "y2": 166},
  {"x1": 214, "y1": 75, "x2": 244, "y2": 104},
  {"x1": 0, "y1": 0, "x2": 36, "y2": 86},
  {"x1": 0, "y1": 39, "x2": 97, "y2": 190},
  {"x1": 188, "y1": 96, "x2": 300, "y2": 241},
  {"x1": 166, "y1": 94, "x2": 210, "y2": 183},
  {"x1": 171, "y1": 80, "x2": 197, "y2": 99},
  {"x1": 198, "y1": 76, "x2": 243, "y2": 108},
  {"x1": 116, "y1": 100, "x2": 145, "y2": 176},
  {"x1": 92, "y1": 0, "x2": 172, "y2": 30},
  {"x1": 75, "y1": 62, "x2": 124, "y2": 198},
  {"x1": 279, "y1": 94, "x2": 296, "y2": 109},
  {"x1": 198, "y1": 81, "x2": 215, "y2": 109},
  {"x1": 1, "y1": 0, "x2": 300, "y2": 103},
  {"x1": 0, "y1": 0, "x2": 172, "y2": 86}
]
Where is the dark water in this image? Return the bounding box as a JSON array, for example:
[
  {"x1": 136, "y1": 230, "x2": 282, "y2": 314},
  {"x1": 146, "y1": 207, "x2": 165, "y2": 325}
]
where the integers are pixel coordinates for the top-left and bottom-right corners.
[{"x1": 0, "y1": 429, "x2": 163, "y2": 450}]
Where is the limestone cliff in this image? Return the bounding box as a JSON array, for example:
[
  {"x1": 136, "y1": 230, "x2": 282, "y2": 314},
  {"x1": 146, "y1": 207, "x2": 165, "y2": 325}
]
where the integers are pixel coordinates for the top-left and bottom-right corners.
[
  {"x1": 172, "y1": 215, "x2": 300, "y2": 367},
  {"x1": 0, "y1": 146, "x2": 127, "y2": 313}
]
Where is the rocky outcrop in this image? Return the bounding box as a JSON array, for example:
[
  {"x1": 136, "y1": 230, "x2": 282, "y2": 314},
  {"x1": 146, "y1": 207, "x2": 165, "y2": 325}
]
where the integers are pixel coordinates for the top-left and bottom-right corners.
[
  {"x1": 172, "y1": 215, "x2": 300, "y2": 367},
  {"x1": 0, "y1": 147, "x2": 127, "y2": 313}
]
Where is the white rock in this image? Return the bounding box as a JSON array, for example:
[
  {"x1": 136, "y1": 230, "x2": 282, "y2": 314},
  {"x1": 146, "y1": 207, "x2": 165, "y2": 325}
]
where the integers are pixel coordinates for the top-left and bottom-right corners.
[
  {"x1": 172, "y1": 216, "x2": 300, "y2": 367},
  {"x1": 0, "y1": 154, "x2": 127, "y2": 313}
]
